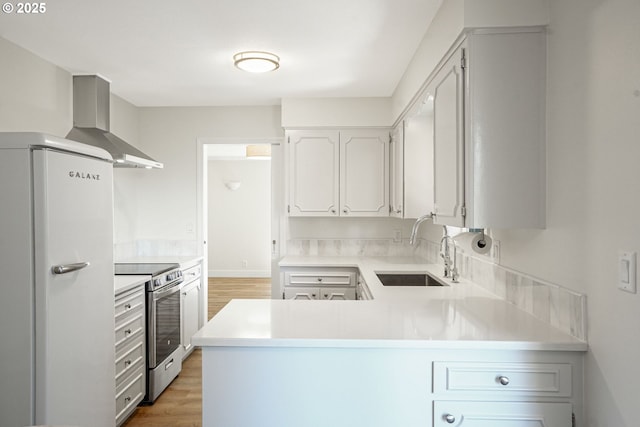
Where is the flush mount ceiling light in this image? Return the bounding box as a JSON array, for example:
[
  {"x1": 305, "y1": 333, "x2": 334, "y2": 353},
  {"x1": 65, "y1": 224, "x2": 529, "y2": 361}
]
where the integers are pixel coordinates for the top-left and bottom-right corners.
[{"x1": 233, "y1": 51, "x2": 280, "y2": 73}]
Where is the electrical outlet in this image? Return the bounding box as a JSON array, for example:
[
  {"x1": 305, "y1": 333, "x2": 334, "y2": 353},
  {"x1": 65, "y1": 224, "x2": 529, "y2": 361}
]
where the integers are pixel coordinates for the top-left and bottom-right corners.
[
  {"x1": 393, "y1": 229, "x2": 402, "y2": 243},
  {"x1": 491, "y1": 240, "x2": 501, "y2": 264}
]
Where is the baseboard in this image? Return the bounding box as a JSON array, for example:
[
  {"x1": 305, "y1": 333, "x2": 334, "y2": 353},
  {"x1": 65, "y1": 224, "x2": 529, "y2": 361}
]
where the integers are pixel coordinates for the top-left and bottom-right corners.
[{"x1": 208, "y1": 269, "x2": 271, "y2": 278}]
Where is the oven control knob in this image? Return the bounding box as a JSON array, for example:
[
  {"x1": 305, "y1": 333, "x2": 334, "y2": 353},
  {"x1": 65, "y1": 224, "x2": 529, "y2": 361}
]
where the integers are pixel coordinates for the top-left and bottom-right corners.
[
  {"x1": 154, "y1": 279, "x2": 161, "y2": 287},
  {"x1": 167, "y1": 273, "x2": 173, "y2": 281}
]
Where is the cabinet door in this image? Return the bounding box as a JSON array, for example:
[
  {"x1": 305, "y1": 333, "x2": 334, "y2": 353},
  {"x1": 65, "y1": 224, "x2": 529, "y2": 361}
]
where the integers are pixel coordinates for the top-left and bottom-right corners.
[
  {"x1": 404, "y1": 92, "x2": 435, "y2": 219},
  {"x1": 340, "y1": 129, "x2": 389, "y2": 217},
  {"x1": 433, "y1": 401, "x2": 571, "y2": 427},
  {"x1": 389, "y1": 123, "x2": 404, "y2": 218},
  {"x1": 181, "y1": 282, "x2": 201, "y2": 357},
  {"x1": 288, "y1": 130, "x2": 340, "y2": 216},
  {"x1": 319, "y1": 287, "x2": 356, "y2": 300},
  {"x1": 432, "y1": 46, "x2": 465, "y2": 227},
  {"x1": 284, "y1": 287, "x2": 320, "y2": 300}
]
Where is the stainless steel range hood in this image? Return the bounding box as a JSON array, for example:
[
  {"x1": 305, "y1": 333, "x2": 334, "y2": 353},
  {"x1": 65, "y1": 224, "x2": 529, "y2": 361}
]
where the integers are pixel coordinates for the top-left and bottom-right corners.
[{"x1": 66, "y1": 75, "x2": 163, "y2": 169}]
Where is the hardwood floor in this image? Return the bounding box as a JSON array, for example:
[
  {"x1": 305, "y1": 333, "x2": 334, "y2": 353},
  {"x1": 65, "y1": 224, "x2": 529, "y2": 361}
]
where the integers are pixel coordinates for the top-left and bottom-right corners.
[
  {"x1": 208, "y1": 277, "x2": 272, "y2": 319},
  {"x1": 122, "y1": 277, "x2": 272, "y2": 427}
]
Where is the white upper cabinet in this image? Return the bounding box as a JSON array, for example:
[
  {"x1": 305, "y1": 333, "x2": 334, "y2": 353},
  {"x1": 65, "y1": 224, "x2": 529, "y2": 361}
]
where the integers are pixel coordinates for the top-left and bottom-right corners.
[
  {"x1": 389, "y1": 123, "x2": 404, "y2": 218},
  {"x1": 431, "y1": 45, "x2": 466, "y2": 227},
  {"x1": 340, "y1": 129, "x2": 389, "y2": 217},
  {"x1": 403, "y1": 92, "x2": 435, "y2": 219},
  {"x1": 287, "y1": 129, "x2": 389, "y2": 217},
  {"x1": 432, "y1": 27, "x2": 547, "y2": 229},
  {"x1": 288, "y1": 130, "x2": 340, "y2": 216}
]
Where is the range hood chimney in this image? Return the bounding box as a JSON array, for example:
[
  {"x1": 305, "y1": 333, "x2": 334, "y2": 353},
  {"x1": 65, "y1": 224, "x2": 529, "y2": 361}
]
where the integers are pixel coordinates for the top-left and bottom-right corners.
[{"x1": 66, "y1": 75, "x2": 163, "y2": 169}]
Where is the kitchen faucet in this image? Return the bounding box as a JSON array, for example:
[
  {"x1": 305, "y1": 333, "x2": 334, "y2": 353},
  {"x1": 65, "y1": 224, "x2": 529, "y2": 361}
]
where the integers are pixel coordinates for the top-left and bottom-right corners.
[
  {"x1": 439, "y1": 227, "x2": 459, "y2": 283},
  {"x1": 409, "y1": 213, "x2": 434, "y2": 245}
]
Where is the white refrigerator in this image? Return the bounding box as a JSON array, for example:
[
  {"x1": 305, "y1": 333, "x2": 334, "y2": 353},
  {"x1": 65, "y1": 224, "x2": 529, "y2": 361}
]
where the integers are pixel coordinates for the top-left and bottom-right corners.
[{"x1": 0, "y1": 133, "x2": 116, "y2": 427}]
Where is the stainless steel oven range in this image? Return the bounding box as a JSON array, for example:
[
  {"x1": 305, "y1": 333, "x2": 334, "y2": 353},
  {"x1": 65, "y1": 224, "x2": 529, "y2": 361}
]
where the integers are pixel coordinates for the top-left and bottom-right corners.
[{"x1": 114, "y1": 262, "x2": 183, "y2": 403}]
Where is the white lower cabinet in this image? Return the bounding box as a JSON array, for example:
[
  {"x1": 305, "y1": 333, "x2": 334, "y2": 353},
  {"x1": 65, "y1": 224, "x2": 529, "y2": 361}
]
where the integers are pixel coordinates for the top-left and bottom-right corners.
[
  {"x1": 281, "y1": 267, "x2": 357, "y2": 300},
  {"x1": 180, "y1": 262, "x2": 202, "y2": 360},
  {"x1": 114, "y1": 284, "x2": 146, "y2": 426},
  {"x1": 432, "y1": 360, "x2": 577, "y2": 427},
  {"x1": 433, "y1": 401, "x2": 571, "y2": 426}
]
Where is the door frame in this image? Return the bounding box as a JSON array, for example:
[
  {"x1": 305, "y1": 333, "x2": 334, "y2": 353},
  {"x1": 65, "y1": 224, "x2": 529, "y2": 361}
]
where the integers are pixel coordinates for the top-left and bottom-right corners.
[{"x1": 196, "y1": 137, "x2": 284, "y2": 318}]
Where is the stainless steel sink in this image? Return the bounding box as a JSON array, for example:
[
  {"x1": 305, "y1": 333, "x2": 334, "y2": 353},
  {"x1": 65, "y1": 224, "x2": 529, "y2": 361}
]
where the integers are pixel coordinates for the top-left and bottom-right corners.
[{"x1": 376, "y1": 273, "x2": 447, "y2": 287}]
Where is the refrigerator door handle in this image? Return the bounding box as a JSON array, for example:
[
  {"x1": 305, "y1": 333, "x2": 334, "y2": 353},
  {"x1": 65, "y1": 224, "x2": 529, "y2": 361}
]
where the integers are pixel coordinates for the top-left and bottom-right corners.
[{"x1": 51, "y1": 262, "x2": 90, "y2": 275}]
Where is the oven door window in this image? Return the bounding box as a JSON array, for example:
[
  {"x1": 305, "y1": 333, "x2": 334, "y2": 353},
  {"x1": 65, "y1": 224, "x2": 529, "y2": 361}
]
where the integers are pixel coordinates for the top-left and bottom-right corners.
[{"x1": 154, "y1": 287, "x2": 181, "y2": 364}]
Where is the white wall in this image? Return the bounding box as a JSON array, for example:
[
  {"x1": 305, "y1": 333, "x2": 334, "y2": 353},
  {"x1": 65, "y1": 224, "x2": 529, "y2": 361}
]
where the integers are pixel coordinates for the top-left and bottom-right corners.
[
  {"x1": 281, "y1": 97, "x2": 392, "y2": 127},
  {"x1": 208, "y1": 159, "x2": 271, "y2": 277},
  {"x1": 401, "y1": 1, "x2": 640, "y2": 425},
  {"x1": 0, "y1": 37, "x2": 72, "y2": 136},
  {"x1": 131, "y1": 106, "x2": 282, "y2": 253}
]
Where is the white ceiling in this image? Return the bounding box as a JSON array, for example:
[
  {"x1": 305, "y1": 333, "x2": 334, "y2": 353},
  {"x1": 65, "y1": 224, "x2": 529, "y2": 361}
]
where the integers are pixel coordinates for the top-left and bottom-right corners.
[{"x1": 0, "y1": 0, "x2": 442, "y2": 106}]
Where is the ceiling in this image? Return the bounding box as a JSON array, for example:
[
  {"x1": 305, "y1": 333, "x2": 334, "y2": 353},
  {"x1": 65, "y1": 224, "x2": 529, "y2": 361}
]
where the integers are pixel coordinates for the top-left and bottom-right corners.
[{"x1": 0, "y1": 0, "x2": 442, "y2": 107}]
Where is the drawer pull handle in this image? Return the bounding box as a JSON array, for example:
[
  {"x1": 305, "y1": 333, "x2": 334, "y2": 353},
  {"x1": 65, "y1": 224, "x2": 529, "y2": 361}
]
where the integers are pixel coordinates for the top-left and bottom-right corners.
[
  {"x1": 497, "y1": 375, "x2": 510, "y2": 386},
  {"x1": 124, "y1": 329, "x2": 132, "y2": 335},
  {"x1": 444, "y1": 414, "x2": 456, "y2": 424}
]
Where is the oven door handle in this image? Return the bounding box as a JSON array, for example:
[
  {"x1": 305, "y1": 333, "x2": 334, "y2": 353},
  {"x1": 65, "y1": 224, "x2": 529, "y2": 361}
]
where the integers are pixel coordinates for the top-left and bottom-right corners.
[{"x1": 152, "y1": 282, "x2": 182, "y2": 301}]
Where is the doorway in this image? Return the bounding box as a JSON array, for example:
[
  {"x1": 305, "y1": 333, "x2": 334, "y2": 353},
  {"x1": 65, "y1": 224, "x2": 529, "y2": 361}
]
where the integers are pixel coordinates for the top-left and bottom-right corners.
[{"x1": 196, "y1": 138, "x2": 283, "y2": 319}]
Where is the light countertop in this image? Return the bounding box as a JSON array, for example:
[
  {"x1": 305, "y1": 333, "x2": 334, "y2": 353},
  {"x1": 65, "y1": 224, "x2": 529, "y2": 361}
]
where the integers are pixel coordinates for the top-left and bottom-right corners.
[
  {"x1": 114, "y1": 275, "x2": 150, "y2": 295},
  {"x1": 192, "y1": 256, "x2": 587, "y2": 352}
]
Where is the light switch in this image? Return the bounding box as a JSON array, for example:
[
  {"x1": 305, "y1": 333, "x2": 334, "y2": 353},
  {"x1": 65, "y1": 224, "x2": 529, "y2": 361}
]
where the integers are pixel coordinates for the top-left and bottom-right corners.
[{"x1": 618, "y1": 251, "x2": 637, "y2": 293}]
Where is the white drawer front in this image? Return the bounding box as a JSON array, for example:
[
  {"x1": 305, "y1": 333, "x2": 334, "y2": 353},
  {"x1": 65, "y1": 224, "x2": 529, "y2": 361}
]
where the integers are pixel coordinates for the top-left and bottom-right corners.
[
  {"x1": 433, "y1": 362, "x2": 572, "y2": 397},
  {"x1": 433, "y1": 401, "x2": 572, "y2": 426},
  {"x1": 182, "y1": 264, "x2": 202, "y2": 285},
  {"x1": 115, "y1": 288, "x2": 145, "y2": 323},
  {"x1": 286, "y1": 271, "x2": 355, "y2": 286},
  {"x1": 115, "y1": 313, "x2": 145, "y2": 350},
  {"x1": 115, "y1": 340, "x2": 145, "y2": 386},
  {"x1": 116, "y1": 371, "x2": 145, "y2": 424}
]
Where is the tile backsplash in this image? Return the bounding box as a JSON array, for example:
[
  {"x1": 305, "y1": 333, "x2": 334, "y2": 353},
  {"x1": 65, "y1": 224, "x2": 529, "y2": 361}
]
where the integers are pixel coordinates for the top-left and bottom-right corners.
[
  {"x1": 114, "y1": 239, "x2": 199, "y2": 260},
  {"x1": 287, "y1": 237, "x2": 587, "y2": 341}
]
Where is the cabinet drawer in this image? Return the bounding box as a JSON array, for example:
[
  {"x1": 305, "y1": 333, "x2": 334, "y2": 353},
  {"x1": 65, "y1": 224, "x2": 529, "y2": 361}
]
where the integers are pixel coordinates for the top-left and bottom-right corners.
[
  {"x1": 115, "y1": 287, "x2": 145, "y2": 323},
  {"x1": 182, "y1": 264, "x2": 201, "y2": 285},
  {"x1": 115, "y1": 313, "x2": 145, "y2": 349},
  {"x1": 285, "y1": 271, "x2": 355, "y2": 286},
  {"x1": 116, "y1": 371, "x2": 145, "y2": 425},
  {"x1": 433, "y1": 362, "x2": 572, "y2": 397},
  {"x1": 433, "y1": 401, "x2": 572, "y2": 426},
  {"x1": 115, "y1": 339, "x2": 145, "y2": 386}
]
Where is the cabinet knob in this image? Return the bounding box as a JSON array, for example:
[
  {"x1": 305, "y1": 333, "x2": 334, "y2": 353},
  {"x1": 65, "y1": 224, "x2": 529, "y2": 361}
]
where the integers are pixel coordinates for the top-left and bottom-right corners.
[
  {"x1": 343, "y1": 208, "x2": 348, "y2": 214},
  {"x1": 124, "y1": 329, "x2": 132, "y2": 335},
  {"x1": 124, "y1": 303, "x2": 131, "y2": 310},
  {"x1": 317, "y1": 277, "x2": 323, "y2": 282},
  {"x1": 331, "y1": 209, "x2": 336, "y2": 214},
  {"x1": 124, "y1": 396, "x2": 131, "y2": 403},
  {"x1": 124, "y1": 359, "x2": 132, "y2": 366},
  {"x1": 497, "y1": 375, "x2": 510, "y2": 386},
  {"x1": 444, "y1": 414, "x2": 456, "y2": 424}
]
